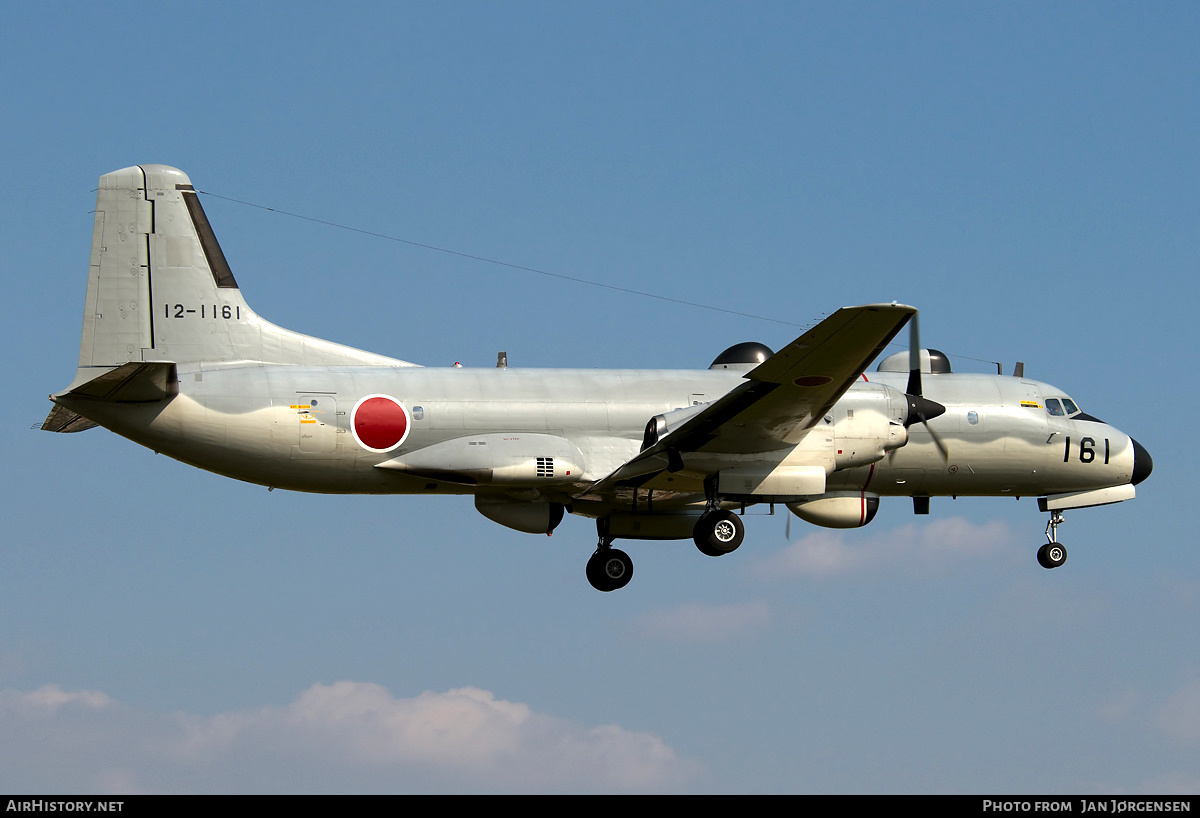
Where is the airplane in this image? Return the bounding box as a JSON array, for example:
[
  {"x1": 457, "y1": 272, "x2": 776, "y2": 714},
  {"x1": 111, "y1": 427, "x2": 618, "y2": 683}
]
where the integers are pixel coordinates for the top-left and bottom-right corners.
[{"x1": 43, "y1": 165, "x2": 1153, "y2": 591}]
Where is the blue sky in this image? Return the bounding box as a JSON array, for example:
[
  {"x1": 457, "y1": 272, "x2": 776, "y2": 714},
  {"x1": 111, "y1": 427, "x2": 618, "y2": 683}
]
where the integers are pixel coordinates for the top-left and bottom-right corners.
[{"x1": 2, "y1": 2, "x2": 1197, "y2": 793}]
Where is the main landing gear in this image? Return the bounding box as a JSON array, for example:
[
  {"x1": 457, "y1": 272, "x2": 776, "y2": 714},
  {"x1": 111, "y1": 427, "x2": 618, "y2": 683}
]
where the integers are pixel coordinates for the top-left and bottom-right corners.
[
  {"x1": 586, "y1": 519, "x2": 633, "y2": 592},
  {"x1": 1037, "y1": 510, "x2": 1068, "y2": 569},
  {"x1": 585, "y1": 502, "x2": 747, "y2": 591},
  {"x1": 693, "y1": 479, "x2": 745, "y2": 558},
  {"x1": 693, "y1": 508, "x2": 744, "y2": 557}
]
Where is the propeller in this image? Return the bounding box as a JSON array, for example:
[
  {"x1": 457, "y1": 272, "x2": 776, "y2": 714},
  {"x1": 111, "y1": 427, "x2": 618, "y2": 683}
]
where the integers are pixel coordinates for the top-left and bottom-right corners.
[{"x1": 902, "y1": 311, "x2": 950, "y2": 462}]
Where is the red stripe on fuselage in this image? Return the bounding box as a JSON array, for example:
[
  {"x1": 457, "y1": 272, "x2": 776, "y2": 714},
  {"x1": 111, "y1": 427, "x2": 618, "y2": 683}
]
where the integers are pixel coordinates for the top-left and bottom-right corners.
[{"x1": 860, "y1": 463, "x2": 876, "y2": 525}]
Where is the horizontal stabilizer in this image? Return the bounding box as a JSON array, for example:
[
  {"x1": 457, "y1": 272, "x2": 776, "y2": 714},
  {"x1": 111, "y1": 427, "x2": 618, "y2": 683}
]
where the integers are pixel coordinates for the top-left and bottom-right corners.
[
  {"x1": 41, "y1": 404, "x2": 99, "y2": 433},
  {"x1": 58, "y1": 361, "x2": 179, "y2": 403},
  {"x1": 43, "y1": 361, "x2": 179, "y2": 433}
]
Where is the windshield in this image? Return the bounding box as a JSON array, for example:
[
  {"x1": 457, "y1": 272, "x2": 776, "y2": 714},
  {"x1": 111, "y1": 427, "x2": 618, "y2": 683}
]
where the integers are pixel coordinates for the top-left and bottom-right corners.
[{"x1": 1045, "y1": 396, "x2": 1082, "y2": 417}]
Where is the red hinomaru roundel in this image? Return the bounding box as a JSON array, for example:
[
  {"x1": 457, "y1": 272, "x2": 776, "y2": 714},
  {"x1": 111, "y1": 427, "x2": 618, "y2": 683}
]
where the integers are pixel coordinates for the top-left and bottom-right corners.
[{"x1": 350, "y1": 394, "x2": 411, "y2": 453}]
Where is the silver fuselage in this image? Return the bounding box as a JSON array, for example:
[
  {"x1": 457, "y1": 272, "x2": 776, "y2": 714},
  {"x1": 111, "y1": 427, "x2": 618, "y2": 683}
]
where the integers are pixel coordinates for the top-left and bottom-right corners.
[{"x1": 61, "y1": 361, "x2": 1138, "y2": 510}]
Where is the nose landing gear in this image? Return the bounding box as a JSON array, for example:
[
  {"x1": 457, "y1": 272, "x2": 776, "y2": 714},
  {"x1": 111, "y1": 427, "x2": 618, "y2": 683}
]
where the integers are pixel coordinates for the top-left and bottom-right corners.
[{"x1": 1037, "y1": 510, "x2": 1068, "y2": 569}]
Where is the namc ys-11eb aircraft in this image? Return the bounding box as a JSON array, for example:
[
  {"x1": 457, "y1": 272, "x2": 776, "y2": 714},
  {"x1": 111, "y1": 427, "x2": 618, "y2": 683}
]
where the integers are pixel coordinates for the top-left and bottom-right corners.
[{"x1": 44, "y1": 165, "x2": 1153, "y2": 591}]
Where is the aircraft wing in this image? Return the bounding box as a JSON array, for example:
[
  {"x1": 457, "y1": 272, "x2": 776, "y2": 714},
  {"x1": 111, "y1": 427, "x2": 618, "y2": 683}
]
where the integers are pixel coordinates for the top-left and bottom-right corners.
[{"x1": 586, "y1": 303, "x2": 915, "y2": 492}]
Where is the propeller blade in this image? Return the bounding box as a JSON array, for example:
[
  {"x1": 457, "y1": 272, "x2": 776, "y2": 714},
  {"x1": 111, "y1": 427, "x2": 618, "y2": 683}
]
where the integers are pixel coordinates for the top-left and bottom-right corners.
[
  {"x1": 902, "y1": 310, "x2": 949, "y2": 462},
  {"x1": 907, "y1": 311, "x2": 922, "y2": 398},
  {"x1": 924, "y1": 420, "x2": 950, "y2": 463}
]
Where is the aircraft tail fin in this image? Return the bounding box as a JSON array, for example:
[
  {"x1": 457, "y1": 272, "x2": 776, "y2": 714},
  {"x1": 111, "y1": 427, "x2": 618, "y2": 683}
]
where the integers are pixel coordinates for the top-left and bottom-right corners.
[{"x1": 69, "y1": 165, "x2": 409, "y2": 386}]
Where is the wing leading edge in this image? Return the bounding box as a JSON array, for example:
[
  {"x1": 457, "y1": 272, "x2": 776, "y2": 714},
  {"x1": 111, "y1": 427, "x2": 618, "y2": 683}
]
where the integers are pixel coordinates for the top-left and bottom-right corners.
[{"x1": 586, "y1": 303, "x2": 916, "y2": 493}]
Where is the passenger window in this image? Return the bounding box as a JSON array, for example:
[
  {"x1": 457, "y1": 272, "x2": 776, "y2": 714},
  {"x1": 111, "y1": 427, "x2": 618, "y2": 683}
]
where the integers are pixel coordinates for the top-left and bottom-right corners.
[
  {"x1": 1062, "y1": 398, "x2": 1079, "y2": 415},
  {"x1": 967, "y1": 411, "x2": 979, "y2": 425},
  {"x1": 1046, "y1": 398, "x2": 1065, "y2": 417}
]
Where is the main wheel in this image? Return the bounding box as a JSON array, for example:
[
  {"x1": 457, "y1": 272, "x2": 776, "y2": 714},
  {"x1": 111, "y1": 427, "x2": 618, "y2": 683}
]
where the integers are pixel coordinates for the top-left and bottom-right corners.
[
  {"x1": 586, "y1": 548, "x2": 634, "y2": 592},
  {"x1": 693, "y1": 509, "x2": 744, "y2": 556}
]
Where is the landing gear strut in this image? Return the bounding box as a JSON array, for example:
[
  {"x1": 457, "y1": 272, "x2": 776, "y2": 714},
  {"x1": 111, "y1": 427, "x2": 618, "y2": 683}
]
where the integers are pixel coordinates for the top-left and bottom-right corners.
[
  {"x1": 1037, "y1": 510, "x2": 1068, "y2": 569},
  {"x1": 586, "y1": 518, "x2": 633, "y2": 592},
  {"x1": 693, "y1": 480, "x2": 744, "y2": 557}
]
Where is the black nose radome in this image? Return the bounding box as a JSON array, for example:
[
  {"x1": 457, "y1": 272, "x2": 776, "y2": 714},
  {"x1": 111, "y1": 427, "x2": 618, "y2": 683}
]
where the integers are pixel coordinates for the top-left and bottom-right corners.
[{"x1": 1131, "y1": 438, "x2": 1153, "y2": 486}]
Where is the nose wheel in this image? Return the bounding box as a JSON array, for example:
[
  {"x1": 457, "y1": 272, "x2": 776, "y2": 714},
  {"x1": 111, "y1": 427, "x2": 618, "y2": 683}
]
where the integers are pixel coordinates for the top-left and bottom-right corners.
[{"x1": 1038, "y1": 510, "x2": 1068, "y2": 569}]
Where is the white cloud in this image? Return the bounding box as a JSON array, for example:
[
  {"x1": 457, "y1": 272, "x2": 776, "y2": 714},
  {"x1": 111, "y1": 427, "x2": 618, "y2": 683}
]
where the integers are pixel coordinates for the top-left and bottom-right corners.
[
  {"x1": 1153, "y1": 675, "x2": 1200, "y2": 745},
  {"x1": 632, "y1": 601, "x2": 770, "y2": 643},
  {"x1": 1096, "y1": 688, "x2": 1140, "y2": 723},
  {"x1": 751, "y1": 517, "x2": 1014, "y2": 579},
  {"x1": 1086, "y1": 676, "x2": 1200, "y2": 793},
  {"x1": 0, "y1": 682, "x2": 698, "y2": 793},
  {"x1": 1135, "y1": 771, "x2": 1200, "y2": 795},
  {"x1": 0, "y1": 683, "x2": 113, "y2": 712}
]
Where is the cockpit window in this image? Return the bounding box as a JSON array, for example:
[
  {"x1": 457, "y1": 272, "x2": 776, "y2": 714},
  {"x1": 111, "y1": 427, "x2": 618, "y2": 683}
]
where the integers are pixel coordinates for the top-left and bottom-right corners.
[
  {"x1": 1062, "y1": 398, "x2": 1079, "y2": 415},
  {"x1": 1046, "y1": 398, "x2": 1065, "y2": 417}
]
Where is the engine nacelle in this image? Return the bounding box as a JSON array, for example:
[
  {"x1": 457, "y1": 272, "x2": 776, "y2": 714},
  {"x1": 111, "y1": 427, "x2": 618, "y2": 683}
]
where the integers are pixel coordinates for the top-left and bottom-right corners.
[
  {"x1": 642, "y1": 402, "x2": 709, "y2": 450},
  {"x1": 830, "y1": 383, "x2": 910, "y2": 470},
  {"x1": 475, "y1": 495, "x2": 566, "y2": 534},
  {"x1": 787, "y1": 492, "x2": 880, "y2": 528},
  {"x1": 607, "y1": 512, "x2": 702, "y2": 540}
]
